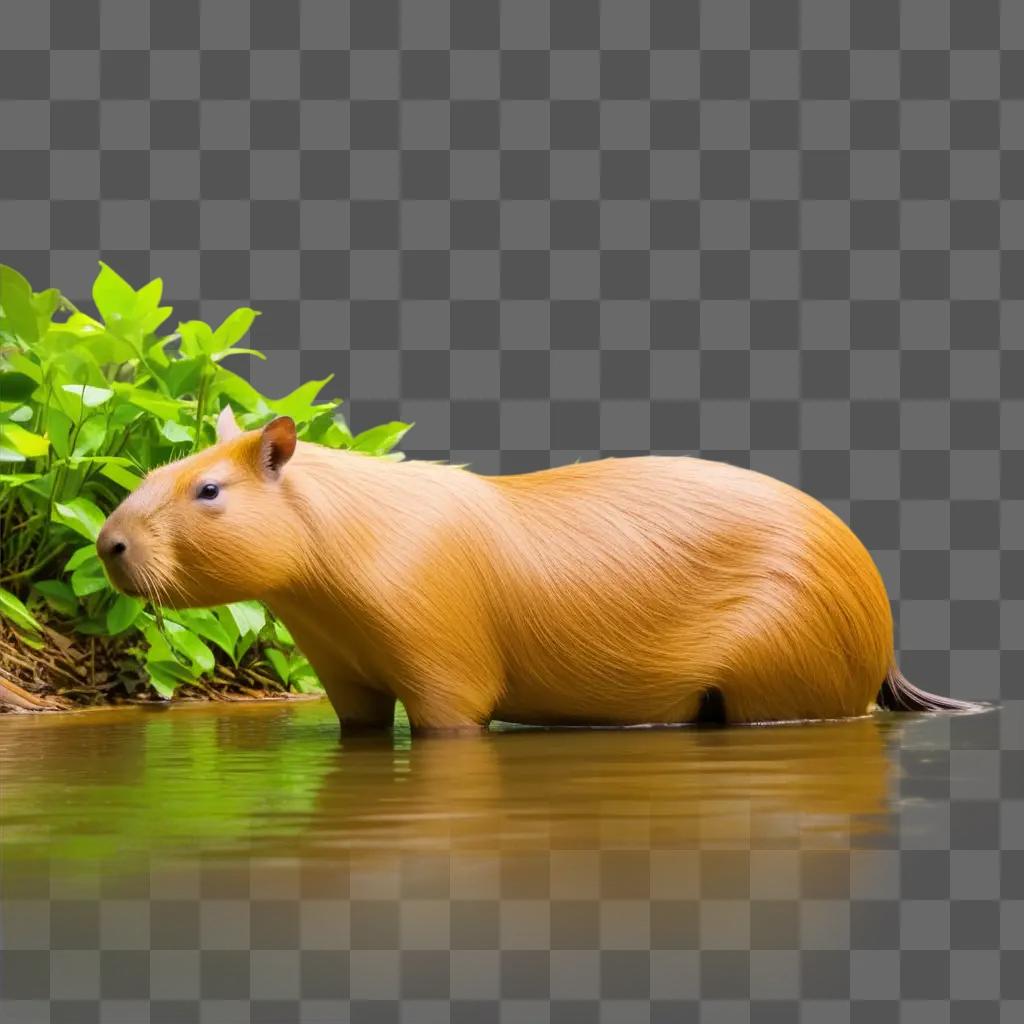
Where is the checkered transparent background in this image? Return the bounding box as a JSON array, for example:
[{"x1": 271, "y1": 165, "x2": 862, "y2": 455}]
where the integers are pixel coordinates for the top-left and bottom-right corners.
[{"x1": 1, "y1": 0, "x2": 1022, "y2": 1019}]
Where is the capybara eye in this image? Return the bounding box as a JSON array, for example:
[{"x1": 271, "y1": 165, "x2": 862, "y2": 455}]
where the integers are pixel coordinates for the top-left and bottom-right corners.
[{"x1": 197, "y1": 483, "x2": 219, "y2": 501}]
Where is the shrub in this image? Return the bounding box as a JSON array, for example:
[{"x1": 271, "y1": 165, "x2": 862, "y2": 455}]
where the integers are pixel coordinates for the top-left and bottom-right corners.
[{"x1": 0, "y1": 262, "x2": 410, "y2": 703}]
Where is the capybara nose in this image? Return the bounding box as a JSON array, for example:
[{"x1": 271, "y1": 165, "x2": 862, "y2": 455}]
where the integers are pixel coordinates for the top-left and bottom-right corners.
[{"x1": 97, "y1": 528, "x2": 127, "y2": 561}]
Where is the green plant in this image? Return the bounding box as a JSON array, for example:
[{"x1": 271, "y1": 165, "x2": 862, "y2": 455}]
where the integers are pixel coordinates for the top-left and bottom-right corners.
[{"x1": 0, "y1": 261, "x2": 411, "y2": 702}]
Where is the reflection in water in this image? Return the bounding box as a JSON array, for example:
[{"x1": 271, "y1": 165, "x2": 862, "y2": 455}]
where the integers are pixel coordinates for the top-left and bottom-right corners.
[
  {"x1": 0, "y1": 700, "x2": 998, "y2": 1007},
  {"x1": 0, "y1": 700, "x2": 898, "y2": 873},
  {"x1": 311, "y1": 715, "x2": 895, "y2": 855}
]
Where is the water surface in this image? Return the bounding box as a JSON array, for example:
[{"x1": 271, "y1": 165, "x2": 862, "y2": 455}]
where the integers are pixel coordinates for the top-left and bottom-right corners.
[
  {"x1": 0, "y1": 699, "x2": 1002, "y2": 1016},
  {"x1": 2, "y1": 701, "x2": 903, "y2": 863}
]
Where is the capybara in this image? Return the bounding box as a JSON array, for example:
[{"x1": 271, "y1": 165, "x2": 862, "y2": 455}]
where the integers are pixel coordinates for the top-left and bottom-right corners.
[{"x1": 97, "y1": 408, "x2": 978, "y2": 733}]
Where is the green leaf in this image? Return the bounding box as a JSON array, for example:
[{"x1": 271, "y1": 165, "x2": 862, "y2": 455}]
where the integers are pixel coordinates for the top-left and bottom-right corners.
[
  {"x1": 212, "y1": 347, "x2": 265, "y2": 363},
  {"x1": 100, "y1": 462, "x2": 144, "y2": 492},
  {"x1": 145, "y1": 643, "x2": 196, "y2": 696},
  {"x1": 162, "y1": 356, "x2": 204, "y2": 399},
  {"x1": 107, "y1": 593, "x2": 144, "y2": 634},
  {"x1": 23, "y1": 469, "x2": 58, "y2": 500},
  {"x1": 56, "y1": 383, "x2": 112, "y2": 424},
  {"x1": 110, "y1": 403, "x2": 143, "y2": 427},
  {"x1": 140, "y1": 304, "x2": 173, "y2": 337},
  {"x1": 61, "y1": 383, "x2": 113, "y2": 408},
  {"x1": 32, "y1": 287, "x2": 62, "y2": 325},
  {"x1": 177, "y1": 320, "x2": 215, "y2": 359},
  {"x1": 160, "y1": 419, "x2": 193, "y2": 444},
  {"x1": 89, "y1": 333, "x2": 142, "y2": 364},
  {"x1": 350, "y1": 421, "x2": 412, "y2": 456},
  {"x1": 268, "y1": 377, "x2": 334, "y2": 420},
  {"x1": 214, "y1": 605, "x2": 242, "y2": 660},
  {"x1": 71, "y1": 563, "x2": 109, "y2": 597},
  {"x1": 5, "y1": 352, "x2": 42, "y2": 383},
  {"x1": 235, "y1": 630, "x2": 256, "y2": 663},
  {"x1": 1, "y1": 422, "x2": 49, "y2": 458},
  {"x1": 59, "y1": 312, "x2": 107, "y2": 337},
  {"x1": 54, "y1": 497, "x2": 106, "y2": 541},
  {"x1": 143, "y1": 622, "x2": 174, "y2": 661},
  {"x1": 212, "y1": 308, "x2": 259, "y2": 352},
  {"x1": 32, "y1": 579, "x2": 78, "y2": 617},
  {"x1": 289, "y1": 661, "x2": 323, "y2": 694},
  {"x1": 71, "y1": 415, "x2": 106, "y2": 456},
  {"x1": 272, "y1": 618, "x2": 295, "y2": 646},
  {"x1": 0, "y1": 265, "x2": 39, "y2": 345},
  {"x1": 92, "y1": 261, "x2": 138, "y2": 326},
  {"x1": 265, "y1": 647, "x2": 291, "y2": 684},
  {"x1": 213, "y1": 369, "x2": 269, "y2": 415},
  {"x1": 112, "y1": 384, "x2": 184, "y2": 421},
  {"x1": 147, "y1": 668, "x2": 180, "y2": 699},
  {"x1": 46, "y1": 406, "x2": 73, "y2": 458},
  {"x1": 60, "y1": 319, "x2": 139, "y2": 363},
  {"x1": 134, "y1": 277, "x2": 164, "y2": 320},
  {"x1": 168, "y1": 609, "x2": 236, "y2": 659},
  {"x1": 67, "y1": 454, "x2": 135, "y2": 467},
  {"x1": 0, "y1": 371, "x2": 39, "y2": 403},
  {"x1": 65, "y1": 544, "x2": 99, "y2": 572},
  {"x1": 0, "y1": 472, "x2": 42, "y2": 487},
  {"x1": 167, "y1": 628, "x2": 215, "y2": 674},
  {"x1": 0, "y1": 586, "x2": 42, "y2": 636},
  {"x1": 302, "y1": 410, "x2": 353, "y2": 448},
  {"x1": 227, "y1": 600, "x2": 266, "y2": 638}
]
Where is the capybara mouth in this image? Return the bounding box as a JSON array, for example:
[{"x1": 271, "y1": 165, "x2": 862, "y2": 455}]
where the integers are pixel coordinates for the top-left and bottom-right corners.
[
  {"x1": 102, "y1": 564, "x2": 146, "y2": 600},
  {"x1": 112, "y1": 579, "x2": 144, "y2": 599}
]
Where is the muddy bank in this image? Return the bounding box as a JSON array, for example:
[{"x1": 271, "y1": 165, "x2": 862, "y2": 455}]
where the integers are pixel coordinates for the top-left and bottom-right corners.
[{"x1": 0, "y1": 622, "x2": 314, "y2": 713}]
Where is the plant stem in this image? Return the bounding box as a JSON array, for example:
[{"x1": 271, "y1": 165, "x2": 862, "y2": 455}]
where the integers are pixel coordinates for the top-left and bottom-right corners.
[
  {"x1": 0, "y1": 542, "x2": 66, "y2": 584},
  {"x1": 40, "y1": 462, "x2": 66, "y2": 553},
  {"x1": 192, "y1": 368, "x2": 209, "y2": 452},
  {"x1": 6, "y1": 512, "x2": 44, "y2": 535}
]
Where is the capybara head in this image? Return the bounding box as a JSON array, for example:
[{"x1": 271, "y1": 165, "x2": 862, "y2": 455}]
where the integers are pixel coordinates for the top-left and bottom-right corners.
[{"x1": 96, "y1": 408, "x2": 299, "y2": 607}]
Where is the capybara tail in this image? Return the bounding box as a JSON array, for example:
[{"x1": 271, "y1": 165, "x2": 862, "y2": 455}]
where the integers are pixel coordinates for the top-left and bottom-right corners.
[{"x1": 876, "y1": 663, "x2": 984, "y2": 713}]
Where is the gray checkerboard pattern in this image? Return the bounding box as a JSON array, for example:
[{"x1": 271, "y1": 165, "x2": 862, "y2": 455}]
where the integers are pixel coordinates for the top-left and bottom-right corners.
[{"x1": 1, "y1": 0, "x2": 1022, "y2": 1019}]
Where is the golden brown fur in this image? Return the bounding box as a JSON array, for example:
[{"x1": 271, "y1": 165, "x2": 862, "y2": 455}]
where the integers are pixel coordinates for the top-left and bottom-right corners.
[{"x1": 97, "y1": 411, "x2": 962, "y2": 732}]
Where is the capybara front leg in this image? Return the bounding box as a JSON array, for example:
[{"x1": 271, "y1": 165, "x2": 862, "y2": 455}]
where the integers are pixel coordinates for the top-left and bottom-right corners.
[
  {"x1": 399, "y1": 685, "x2": 494, "y2": 737},
  {"x1": 323, "y1": 679, "x2": 396, "y2": 733},
  {"x1": 390, "y1": 650, "x2": 501, "y2": 736}
]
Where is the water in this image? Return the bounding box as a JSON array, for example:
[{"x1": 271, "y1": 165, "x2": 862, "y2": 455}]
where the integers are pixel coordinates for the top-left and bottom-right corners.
[
  {"x1": 1, "y1": 701, "x2": 905, "y2": 867},
  {"x1": 0, "y1": 699, "x2": 1004, "y2": 1017}
]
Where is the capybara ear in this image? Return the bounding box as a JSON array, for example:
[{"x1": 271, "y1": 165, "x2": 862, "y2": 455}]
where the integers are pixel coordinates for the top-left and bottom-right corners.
[
  {"x1": 216, "y1": 404, "x2": 242, "y2": 443},
  {"x1": 259, "y1": 416, "x2": 296, "y2": 478}
]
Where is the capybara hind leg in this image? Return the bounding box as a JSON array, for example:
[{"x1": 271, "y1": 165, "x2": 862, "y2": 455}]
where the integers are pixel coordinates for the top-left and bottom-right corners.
[
  {"x1": 323, "y1": 680, "x2": 396, "y2": 732},
  {"x1": 660, "y1": 688, "x2": 712, "y2": 725},
  {"x1": 720, "y1": 676, "x2": 875, "y2": 724}
]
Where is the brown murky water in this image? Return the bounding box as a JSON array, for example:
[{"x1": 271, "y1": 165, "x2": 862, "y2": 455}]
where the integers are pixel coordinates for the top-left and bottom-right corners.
[
  {"x1": 0, "y1": 699, "x2": 1000, "y2": 1012},
  {"x1": 0, "y1": 699, "x2": 901, "y2": 873}
]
